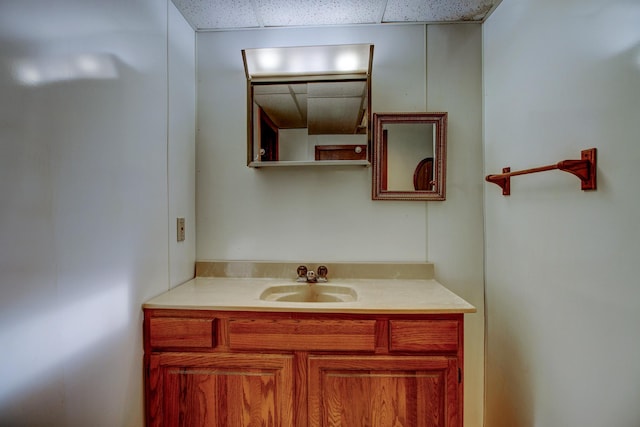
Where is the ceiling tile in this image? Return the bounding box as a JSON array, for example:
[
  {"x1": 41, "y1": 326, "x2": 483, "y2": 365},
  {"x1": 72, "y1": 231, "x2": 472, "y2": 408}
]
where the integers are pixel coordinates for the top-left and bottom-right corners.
[
  {"x1": 172, "y1": 0, "x2": 260, "y2": 30},
  {"x1": 383, "y1": 0, "x2": 496, "y2": 22},
  {"x1": 256, "y1": 0, "x2": 386, "y2": 27},
  {"x1": 171, "y1": 0, "x2": 500, "y2": 31}
]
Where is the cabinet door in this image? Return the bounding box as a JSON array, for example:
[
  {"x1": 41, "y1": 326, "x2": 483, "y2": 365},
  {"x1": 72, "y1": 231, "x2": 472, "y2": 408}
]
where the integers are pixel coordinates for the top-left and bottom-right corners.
[
  {"x1": 308, "y1": 355, "x2": 459, "y2": 427},
  {"x1": 148, "y1": 353, "x2": 294, "y2": 427}
]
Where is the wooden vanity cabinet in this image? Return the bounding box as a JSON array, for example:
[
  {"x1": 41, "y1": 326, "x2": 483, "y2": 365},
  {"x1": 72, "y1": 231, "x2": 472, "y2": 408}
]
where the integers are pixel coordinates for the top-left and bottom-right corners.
[{"x1": 144, "y1": 310, "x2": 465, "y2": 427}]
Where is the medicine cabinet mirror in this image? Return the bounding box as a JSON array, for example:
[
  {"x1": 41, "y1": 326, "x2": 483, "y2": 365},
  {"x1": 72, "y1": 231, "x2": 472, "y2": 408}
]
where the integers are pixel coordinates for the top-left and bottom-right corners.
[
  {"x1": 242, "y1": 44, "x2": 373, "y2": 167},
  {"x1": 372, "y1": 112, "x2": 447, "y2": 200}
]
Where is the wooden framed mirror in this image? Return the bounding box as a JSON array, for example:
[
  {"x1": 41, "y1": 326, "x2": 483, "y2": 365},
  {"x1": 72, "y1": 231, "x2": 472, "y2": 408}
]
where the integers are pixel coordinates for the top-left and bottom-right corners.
[{"x1": 372, "y1": 112, "x2": 447, "y2": 201}]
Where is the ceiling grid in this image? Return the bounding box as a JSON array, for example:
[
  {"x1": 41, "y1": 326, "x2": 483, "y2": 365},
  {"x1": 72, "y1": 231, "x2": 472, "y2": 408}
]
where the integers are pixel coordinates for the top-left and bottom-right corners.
[{"x1": 172, "y1": 0, "x2": 501, "y2": 31}]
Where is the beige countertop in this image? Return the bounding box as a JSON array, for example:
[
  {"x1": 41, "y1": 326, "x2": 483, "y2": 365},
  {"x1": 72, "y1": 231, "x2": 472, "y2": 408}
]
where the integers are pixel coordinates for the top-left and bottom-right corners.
[{"x1": 143, "y1": 277, "x2": 476, "y2": 314}]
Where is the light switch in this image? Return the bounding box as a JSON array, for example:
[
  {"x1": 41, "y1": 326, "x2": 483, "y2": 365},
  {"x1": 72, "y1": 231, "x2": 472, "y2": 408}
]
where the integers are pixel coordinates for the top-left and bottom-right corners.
[{"x1": 177, "y1": 218, "x2": 185, "y2": 242}]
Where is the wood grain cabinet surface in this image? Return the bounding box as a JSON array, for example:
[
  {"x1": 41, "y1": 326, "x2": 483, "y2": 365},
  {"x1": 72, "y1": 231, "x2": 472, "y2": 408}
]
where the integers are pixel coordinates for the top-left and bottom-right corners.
[{"x1": 144, "y1": 310, "x2": 465, "y2": 427}]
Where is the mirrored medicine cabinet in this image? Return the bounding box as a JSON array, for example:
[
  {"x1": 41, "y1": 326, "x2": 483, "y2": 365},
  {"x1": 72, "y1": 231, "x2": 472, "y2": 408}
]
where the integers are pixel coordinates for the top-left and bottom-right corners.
[
  {"x1": 242, "y1": 44, "x2": 374, "y2": 167},
  {"x1": 372, "y1": 112, "x2": 448, "y2": 201}
]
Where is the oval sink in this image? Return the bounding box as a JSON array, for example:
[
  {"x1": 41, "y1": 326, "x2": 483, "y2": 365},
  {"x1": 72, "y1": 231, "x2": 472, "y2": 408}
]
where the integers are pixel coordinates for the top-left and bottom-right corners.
[{"x1": 260, "y1": 284, "x2": 357, "y2": 303}]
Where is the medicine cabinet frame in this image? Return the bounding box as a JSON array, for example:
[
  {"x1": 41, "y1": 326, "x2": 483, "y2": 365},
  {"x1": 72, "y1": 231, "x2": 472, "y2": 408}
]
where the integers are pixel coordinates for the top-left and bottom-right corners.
[{"x1": 242, "y1": 44, "x2": 374, "y2": 168}]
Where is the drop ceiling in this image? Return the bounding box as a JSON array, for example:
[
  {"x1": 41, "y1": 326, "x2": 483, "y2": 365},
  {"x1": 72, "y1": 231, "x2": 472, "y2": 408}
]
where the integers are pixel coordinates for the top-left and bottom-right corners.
[{"x1": 172, "y1": 0, "x2": 501, "y2": 31}]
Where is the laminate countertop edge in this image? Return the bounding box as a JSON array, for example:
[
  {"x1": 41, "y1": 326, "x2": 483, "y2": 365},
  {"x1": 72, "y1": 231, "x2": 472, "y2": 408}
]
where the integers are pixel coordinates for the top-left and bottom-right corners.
[{"x1": 143, "y1": 277, "x2": 476, "y2": 314}]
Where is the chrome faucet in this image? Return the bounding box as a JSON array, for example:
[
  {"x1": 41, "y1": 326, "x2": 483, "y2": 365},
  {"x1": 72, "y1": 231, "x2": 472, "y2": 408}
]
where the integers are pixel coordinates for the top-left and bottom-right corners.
[
  {"x1": 296, "y1": 265, "x2": 328, "y2": 283},
  {"x1": 306, "y1": 270, "x2": 317, "y2": 283}
]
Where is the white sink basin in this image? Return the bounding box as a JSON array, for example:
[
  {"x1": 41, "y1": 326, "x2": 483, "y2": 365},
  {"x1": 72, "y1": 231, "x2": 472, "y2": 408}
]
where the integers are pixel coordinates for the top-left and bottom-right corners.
[{"x1": 259, "y1": 284, "x2": 357, "y2": 303}]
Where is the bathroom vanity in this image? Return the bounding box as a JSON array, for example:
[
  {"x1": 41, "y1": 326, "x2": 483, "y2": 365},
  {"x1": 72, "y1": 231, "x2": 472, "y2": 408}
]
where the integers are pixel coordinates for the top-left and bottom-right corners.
[{"x1": 143, "y1": 264, "x2": 475, "y2": 427}]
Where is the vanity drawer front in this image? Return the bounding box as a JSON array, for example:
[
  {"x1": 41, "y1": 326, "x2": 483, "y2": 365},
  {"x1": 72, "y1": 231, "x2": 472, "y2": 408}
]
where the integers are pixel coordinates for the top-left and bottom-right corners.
[
  {"x1": 389, "y1": 320, "x2": 459, "y2": 352},
  {"x1": 149, "y1": 317, "x2": 215, "y2": 349},
  {"x1": 228, "y1": 319, "x2": 376, "y2": 352}
]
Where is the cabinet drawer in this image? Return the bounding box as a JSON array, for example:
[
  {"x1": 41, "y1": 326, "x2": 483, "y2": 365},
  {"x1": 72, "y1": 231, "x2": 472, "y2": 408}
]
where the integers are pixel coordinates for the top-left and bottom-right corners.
[
  {"x1": 389, "y1": 320, "x2": 459, "y2": 352},
  {"x1": 228, "y1": 319, "x2": 376, "y2": 351},
  {"x1": 149, "y1": 317, "x2": 215, "y2": 348}
]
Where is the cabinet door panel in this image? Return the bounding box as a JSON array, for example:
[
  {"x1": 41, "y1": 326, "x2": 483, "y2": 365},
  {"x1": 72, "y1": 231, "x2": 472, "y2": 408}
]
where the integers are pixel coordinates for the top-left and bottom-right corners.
[
  {"x1": 308, "y1": 355, "x2": 458, "y2": 427},
  {"x1": 149, "y1": 353, "x2": 294, "y2": 427}
]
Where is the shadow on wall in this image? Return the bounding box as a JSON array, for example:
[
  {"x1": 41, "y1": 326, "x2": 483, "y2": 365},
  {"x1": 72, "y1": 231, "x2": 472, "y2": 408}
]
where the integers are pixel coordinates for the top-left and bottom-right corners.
[
  {"x1": 485, "y1": 290, "x2": 535, "y2": 427},
  {"x1": 0, "y1": 286, "x2": 130, "y2": 423}
]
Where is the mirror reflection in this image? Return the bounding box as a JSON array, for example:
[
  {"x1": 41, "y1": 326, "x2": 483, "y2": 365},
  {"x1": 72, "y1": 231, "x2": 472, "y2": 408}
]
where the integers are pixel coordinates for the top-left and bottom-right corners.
[
  {"x1": 251, "y1": 80, "x2": 369, "y2": 163},
  {"x1": 372, "y1": 113, "x2": 447, "y2": 200}
]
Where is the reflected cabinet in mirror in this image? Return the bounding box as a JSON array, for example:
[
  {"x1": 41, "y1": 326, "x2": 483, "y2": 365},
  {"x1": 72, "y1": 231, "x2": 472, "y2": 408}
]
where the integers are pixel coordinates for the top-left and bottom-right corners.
[
  {"x1": 372, "y1": 112, "x2": 447, "y2": 200},
  {"x1": 242, "y1": 44, "x2": 373, "y2": 167}
]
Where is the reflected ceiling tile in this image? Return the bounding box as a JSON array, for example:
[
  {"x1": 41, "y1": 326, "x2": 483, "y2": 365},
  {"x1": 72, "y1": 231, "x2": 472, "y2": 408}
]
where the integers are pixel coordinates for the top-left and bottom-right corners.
[
  {"x1": 256, "y1": 0, "x2": 385, "y2": 27},
  {"x1": 383, "y1": 0, "x2": 496, "y2": 22},
  {"x1": 172, "y1": 0, "x2": 260, "y2": 30}
]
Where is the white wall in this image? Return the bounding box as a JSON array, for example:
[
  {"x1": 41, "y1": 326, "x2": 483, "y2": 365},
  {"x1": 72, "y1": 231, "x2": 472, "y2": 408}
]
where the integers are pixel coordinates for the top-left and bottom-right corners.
[
  {"x1": 169, "y1": 2, "x2": 197, "y2": 287},
  {"x1": 0, "y1": 0, "x2": 195, "y2": 425},
  {"x1": 196, "y1": 24, "x2": 485, "y2": 426},
  {"x1": 483, "y1": 0, "x2": 640, "y2": 425},
  {"x1": 196, "y1": 25, "x2": 429, "y2": 262},
  {"x1": 427, "y1": 25, "x2": 485, "y2": 426}
]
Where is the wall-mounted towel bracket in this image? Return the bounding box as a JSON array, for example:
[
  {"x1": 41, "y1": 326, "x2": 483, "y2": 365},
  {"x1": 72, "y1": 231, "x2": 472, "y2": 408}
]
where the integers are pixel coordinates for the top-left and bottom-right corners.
[{"x1": 485, "y1": 148, "x2": 597, "y2": 195}]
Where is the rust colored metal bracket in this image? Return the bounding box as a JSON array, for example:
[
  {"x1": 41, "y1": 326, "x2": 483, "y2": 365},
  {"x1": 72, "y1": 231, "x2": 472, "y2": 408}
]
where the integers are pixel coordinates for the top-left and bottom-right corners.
[{"x1": 485, "y1": 148, "x2": 597, "y2": 195}]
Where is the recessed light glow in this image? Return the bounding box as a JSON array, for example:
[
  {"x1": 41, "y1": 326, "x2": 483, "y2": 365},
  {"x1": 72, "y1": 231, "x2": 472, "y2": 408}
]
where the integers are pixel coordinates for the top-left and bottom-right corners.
[
  {"x1": 257, "y1": 50, "x2": 281, "y2": 71},
  {"x1": 335, "y1": 52, "x2": 359, "y2": 72},
  {"x1": 243, "y1": 44, "x2": 372, "y2": 77}
]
